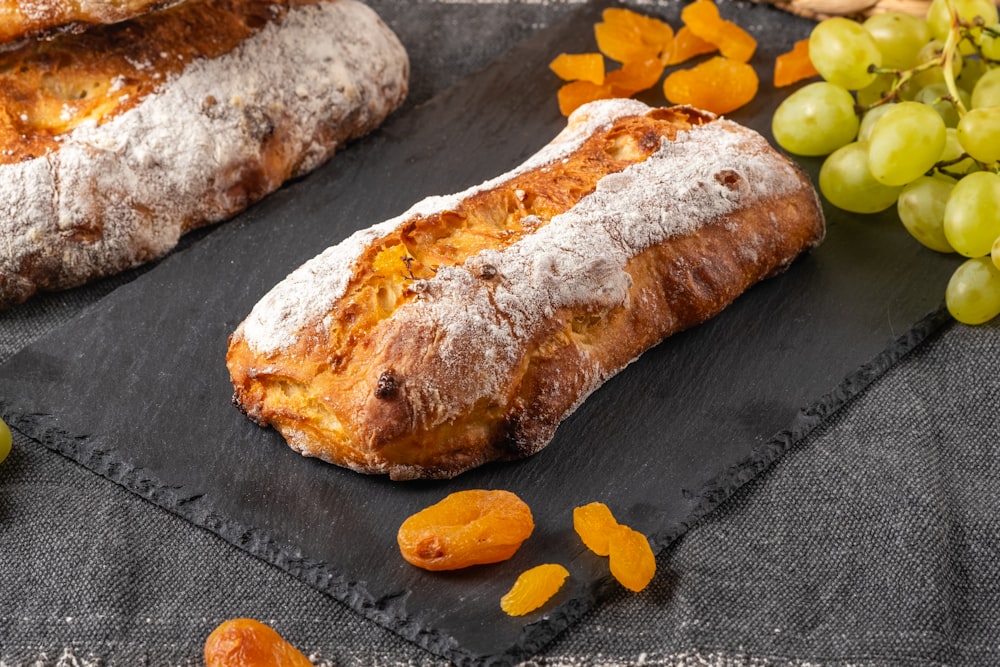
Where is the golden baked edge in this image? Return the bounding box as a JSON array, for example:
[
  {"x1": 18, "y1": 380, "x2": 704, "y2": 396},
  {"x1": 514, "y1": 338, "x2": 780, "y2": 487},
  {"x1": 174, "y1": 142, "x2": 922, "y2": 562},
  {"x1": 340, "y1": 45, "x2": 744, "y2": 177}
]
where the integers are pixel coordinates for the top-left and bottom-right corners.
[
  {"x1": 0, "y1": 0, "x2": 409, "y2": 309},
  {"x1": 227, "y1": 99, "x2": 826, "y2": 481}
]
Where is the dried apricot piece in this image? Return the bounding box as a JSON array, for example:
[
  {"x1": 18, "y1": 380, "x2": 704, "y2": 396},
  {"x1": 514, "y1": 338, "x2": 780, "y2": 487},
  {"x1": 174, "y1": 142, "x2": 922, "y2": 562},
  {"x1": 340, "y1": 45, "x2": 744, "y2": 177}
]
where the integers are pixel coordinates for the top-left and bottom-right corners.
[
  {"x1": 773, "y1": 39, "x2": 819, "y2": 87},
  {"x1": 664, "y1": 25, "x2": 718, "y2": 65},
  {"x1": 607, "y1": 525, "x2": 656, "y2": 593},
  {"x1": 204, "y1": 618, "x2": 312, "y2": 667},
  {"x1": 663, "y1": 56, "x2": 759, "y2": 114},
  {"x1": 595, "y1": 7, "x2": 673, "y2": 63},
  {"x1": 680, "y1": 0, "x2": 757, "y2": 63},
  {"x1": 606, "y1": 57, "x2": 666, "y2": 97},
  {"x1": 573, "y1": 501, "x2": 620, "y2": 556},
  {"x1": 397, "y1": 489, "x2": 534, "y2": 571},
  {"x1": 500, "y1": 563, "x2": 570, "y2": 616},
  {"x1": 557, "y1": 79, "x2": 614, "y2": 116},
  {"x1": 549, "y1": 52, "x2": 605, "y2": 85}
]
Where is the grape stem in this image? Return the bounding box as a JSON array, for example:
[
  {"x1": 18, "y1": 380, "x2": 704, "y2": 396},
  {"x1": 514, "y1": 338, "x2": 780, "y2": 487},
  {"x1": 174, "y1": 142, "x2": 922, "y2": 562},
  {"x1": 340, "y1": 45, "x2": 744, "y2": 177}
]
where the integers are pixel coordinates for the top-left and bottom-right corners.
[{"x1": 941, "y1": 0, "x2": 968, "y2": 116}]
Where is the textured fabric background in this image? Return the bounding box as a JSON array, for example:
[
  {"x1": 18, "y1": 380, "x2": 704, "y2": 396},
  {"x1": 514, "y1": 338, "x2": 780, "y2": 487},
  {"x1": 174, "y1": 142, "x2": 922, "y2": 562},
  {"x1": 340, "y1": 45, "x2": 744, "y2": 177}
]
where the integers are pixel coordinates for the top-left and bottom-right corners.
[{"x1": 2, "y1": 1, "x2": 1000, "y2": 666}]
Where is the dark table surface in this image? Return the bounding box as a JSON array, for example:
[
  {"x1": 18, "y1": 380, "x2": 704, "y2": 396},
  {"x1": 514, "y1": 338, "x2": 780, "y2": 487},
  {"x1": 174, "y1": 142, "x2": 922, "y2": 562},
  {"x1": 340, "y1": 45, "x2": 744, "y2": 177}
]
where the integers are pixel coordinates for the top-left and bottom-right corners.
[{"x1": 3, "y1": 1, "x2": 1000, "y2": 666}]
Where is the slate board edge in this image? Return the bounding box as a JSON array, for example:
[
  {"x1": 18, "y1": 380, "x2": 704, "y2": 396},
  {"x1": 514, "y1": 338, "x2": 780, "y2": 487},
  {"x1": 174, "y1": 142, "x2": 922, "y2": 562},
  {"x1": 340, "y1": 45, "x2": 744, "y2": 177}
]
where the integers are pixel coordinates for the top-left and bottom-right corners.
[
  {"x1": 0, "y1": 304, "x2": 955, "y2": 667},
  {"x1": 661, "y1": 306, "x2": 955, "y2": 550}
]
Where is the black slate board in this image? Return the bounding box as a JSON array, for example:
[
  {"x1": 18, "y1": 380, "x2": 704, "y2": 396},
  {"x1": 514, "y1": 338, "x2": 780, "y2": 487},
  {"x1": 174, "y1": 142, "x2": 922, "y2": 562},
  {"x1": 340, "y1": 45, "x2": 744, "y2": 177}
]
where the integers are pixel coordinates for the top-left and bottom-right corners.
[{"x1": 0, "y1": 2, "x2": 962, "y2": 665}]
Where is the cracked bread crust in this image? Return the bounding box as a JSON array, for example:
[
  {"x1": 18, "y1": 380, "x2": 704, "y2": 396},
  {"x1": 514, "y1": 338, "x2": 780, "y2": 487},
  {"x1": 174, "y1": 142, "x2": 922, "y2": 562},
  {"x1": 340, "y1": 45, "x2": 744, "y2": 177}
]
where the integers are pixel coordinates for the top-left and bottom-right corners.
[
  {"x1": 0, "y1": 0, "x2": 409, "y2": 308},
  {"x1": 226, "y1": 100, "x2": 825, "y2": 481}
]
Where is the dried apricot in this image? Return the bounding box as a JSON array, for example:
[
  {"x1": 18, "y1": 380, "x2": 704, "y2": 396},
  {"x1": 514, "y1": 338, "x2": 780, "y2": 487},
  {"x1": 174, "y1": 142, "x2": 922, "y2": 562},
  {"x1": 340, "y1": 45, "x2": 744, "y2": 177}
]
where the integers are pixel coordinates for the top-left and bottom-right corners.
[
  {"x1": 606, "y1": 57, "x2": 666, "y2": 97},
  {"x1": 680, "y1": 0, "x2": 757, "y2": 63},
  {"x1": 663, "y1": 56, "x2": 759, "y2": 114},
  {"x1": 664, "y1": 25, "x2": 718, "y2": 65},
  {"x1": 397, "y1": 489, "x2": 534, "y2": 571},
  {"x1": 607, "y1": 525, "x2": 656, "y2": 593},
  {"x1": 774, "y1": 39, "x2": 819, "y2": 87},
  {"x1": 557, "y1": 79, "x2": 614, "y2": 116},
  {"x1": 549, "y1": 52, "x2": 605, "y2": 85},
  {"x1": 595, "y1": 7, "x2": 673, "y2": 63},
  {"x1": 573, "y1": 502, "x2": 620, "y2": 556},
  {"x1": 204, "y1": 618, "x2": 312, "y2": 667},
  {"x1": 500, "y1": 563, "x2": 570, "y2": 616}
]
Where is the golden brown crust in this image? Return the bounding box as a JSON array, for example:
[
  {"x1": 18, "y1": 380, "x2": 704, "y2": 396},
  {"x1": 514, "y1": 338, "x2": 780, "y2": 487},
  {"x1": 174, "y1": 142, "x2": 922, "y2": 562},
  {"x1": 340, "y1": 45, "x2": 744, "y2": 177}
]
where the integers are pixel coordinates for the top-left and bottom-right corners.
[
  {"x1": 0, "y1": 0, "x2": 409, "y2": 308},
  {"x1": 227, "y1": 100, "x2": 825, "y2": 480}
]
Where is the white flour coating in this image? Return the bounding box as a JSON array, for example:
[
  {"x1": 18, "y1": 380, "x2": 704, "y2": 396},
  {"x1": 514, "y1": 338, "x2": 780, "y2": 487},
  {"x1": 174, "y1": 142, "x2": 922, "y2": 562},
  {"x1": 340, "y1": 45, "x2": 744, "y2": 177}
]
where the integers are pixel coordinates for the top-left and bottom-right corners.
[
  {"x1": 241, "y1": 99, "x2": 804, "y2": 362},
  {"x1": 0, "y1": 0, "x2": 409, "y2": 304},
  {"x1": 374, "y1": 119, "x2": 807, "y2": 426},
  {"x1": 240, "y1": 97, "x2": 651, "y2": 352}
]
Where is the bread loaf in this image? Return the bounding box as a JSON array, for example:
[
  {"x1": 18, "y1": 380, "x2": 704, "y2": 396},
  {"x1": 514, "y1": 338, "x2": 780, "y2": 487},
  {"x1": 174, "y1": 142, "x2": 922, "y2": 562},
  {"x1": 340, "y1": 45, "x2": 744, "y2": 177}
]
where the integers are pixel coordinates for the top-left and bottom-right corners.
[
  {"x1": 227, "y1": 99, "x2": 825, "y2": 480},
  {"x1": 0, "y1": 0, "x2": 408, "y2": 309}
]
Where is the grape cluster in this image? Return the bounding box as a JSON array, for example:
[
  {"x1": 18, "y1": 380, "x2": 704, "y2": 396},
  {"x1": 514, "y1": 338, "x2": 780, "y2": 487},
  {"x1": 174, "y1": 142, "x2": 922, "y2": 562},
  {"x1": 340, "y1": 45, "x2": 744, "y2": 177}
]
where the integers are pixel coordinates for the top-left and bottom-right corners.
[{"x1": 771, "y1": 0, "x2": 1000, "y2": 325}]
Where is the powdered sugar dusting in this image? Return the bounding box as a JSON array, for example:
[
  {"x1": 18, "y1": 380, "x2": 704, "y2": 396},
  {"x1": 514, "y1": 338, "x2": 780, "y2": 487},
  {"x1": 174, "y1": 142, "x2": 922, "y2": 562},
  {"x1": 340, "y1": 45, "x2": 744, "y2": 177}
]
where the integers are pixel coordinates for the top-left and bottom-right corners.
[
  {"x1": 240, "y1": 98, "x2": 649, "y2": 352},
  {"x1": 241, "y1": 99, "x2": 803, "y2": 362},
  {"x1": 1, "y1": 0, "x2": 408, "y2": 306},
  {"x1": 367, "y1": 118, "x2": 806, "y2": 425}
]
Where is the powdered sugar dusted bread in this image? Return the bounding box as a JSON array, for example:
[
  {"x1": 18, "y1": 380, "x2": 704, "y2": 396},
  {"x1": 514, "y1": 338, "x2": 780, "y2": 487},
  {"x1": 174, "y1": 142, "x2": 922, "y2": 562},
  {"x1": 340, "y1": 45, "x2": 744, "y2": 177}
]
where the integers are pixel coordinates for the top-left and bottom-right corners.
[
  {"x1": 0, "y1": 0, "x2": 408, "y2": 309},
  {"x1": 227, "y1": 100, "x2": 825, "y2": 480}
]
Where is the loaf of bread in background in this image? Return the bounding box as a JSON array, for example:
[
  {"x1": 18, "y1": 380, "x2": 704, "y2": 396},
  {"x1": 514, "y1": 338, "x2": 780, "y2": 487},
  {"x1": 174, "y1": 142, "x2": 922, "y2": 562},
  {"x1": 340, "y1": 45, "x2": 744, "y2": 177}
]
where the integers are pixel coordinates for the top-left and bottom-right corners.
[
  {"x1": 0, "y1": 0, "x2": 186, "y2": 49},
  {"x1": 227, "y1": 99, "x2": 825, "y2": 480},
  {"x1": 0, "y1": 0, "x2": 409, "y2": 309}
]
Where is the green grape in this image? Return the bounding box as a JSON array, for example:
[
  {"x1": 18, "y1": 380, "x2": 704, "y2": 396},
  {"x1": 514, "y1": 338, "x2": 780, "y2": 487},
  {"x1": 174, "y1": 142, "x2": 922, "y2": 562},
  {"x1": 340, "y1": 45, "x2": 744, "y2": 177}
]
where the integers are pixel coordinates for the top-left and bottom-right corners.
[
  {"x1": 956, "y1": 106, "x2": 1000, "y2": 162},
  {"x1": 819, "y1": 141, "x2": 904, "y2": 213},
  {"x1": 914, "y1": 82, "x2": 971, "y2": 126},
  {"x1": 940, "y1": 127, "x2": 980, "y2": 176},
  {"x1": 858, "y1": 103, "x2": 896, "y2": 142},
  {"x1": 971, "y1": 67, "x2": 1000, "y2": 108},
  {"x1": 809, "y1": 17, "x2": 883, "y2": 90},
  {"x1": 993, "y1": 234, "x2": 1000, "y2": 269},
  {"x1": 927, "y1": 0, "x2": 999, "y2": 43},
  {"x1": 863, "y1": 12, "x2": 932, "y2": 70},
  {"x1": 943, "y1": 171, "x2": 1000, "y2": 256},
  {"x1": 945, "y1": 256, "x2": 1000, "y2": 324},
  {"x1": 0, "y1": 417, "x2": 10, "y2": 465},
  {"x1": 897, "y1": 176, "x2": 957, "y2": 252},
  {"x1": 957, "y1": 54, "x2": 988, "y2": 93},
  {"x1": 772, "y1": 82, "x2": 860, "y2": 156},
  {"x1": 867, "y1": 101, "x2": 947, "y2": 185},
  {"x1": 911, "y1": 40, "x2": 963, "y2": 90},
  {"x1": 979, "y1": 24, "x2": 1000, "y2": 60},
  {"x1": 856, "y1": 72, "x2": 900, "y2": 106}
]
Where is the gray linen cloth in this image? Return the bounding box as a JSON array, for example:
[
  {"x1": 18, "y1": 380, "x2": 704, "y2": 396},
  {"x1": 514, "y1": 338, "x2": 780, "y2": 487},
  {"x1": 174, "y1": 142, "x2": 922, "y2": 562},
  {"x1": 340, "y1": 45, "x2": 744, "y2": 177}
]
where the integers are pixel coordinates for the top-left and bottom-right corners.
[{"x1": 2, "y1": 1, "x2": 1000, "y2": 665}]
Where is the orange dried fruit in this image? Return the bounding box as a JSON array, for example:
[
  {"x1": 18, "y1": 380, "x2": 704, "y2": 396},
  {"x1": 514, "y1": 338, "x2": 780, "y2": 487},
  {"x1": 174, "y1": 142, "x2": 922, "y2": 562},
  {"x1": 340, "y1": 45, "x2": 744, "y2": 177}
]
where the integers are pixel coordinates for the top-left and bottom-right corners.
[
  {"x1": 680, "y1": 0, "x2": 757, "y2": 63},
  {"x1": 397, "y1": 489, "x2": 534, "y2": 571},
  {"x1": 606, "y1": 57, "x2": 666, "y2": 97},
  {"x1": 607, "y1": 525, "x2": 656, "y2": 593},
  {"x1": 774, "y1": 38, "x2": 819, "y2": 87},
  {"x1": 549, "y1": 52, "x2": 605, "y2": 85},
  {"x1": 595, "y1": 7, "x2": 674, "y2": 63},
  {"x1": 204, "y1": 618, "x2": 312, "y2": 667},
  {"x1": 500, "y1": 563, "x2": 570, "y2": 616},
  {"x1": 663, "y1": 56, "x2": 759, "y2": 114},
  {"x1": 664, "y1": 25, "x2": 718, "y2": 65},
  {"x1": 573, "y1": 501, "x2": 620, "y2": 556},
  {"x1": 557, "y1": 79, "x2": 614, "y2": 116}
]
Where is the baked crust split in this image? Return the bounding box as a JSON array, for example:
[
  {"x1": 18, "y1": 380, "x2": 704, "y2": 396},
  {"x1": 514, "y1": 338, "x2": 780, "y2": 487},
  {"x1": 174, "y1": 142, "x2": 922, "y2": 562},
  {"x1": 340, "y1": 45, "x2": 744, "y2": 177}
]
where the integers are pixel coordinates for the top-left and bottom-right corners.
[
  {"x1": 0, "y1": 0, "x2": 409, "y2": 308},
  {"x1": 227, "y1": 99, "x2": 825, "y2": 480}
]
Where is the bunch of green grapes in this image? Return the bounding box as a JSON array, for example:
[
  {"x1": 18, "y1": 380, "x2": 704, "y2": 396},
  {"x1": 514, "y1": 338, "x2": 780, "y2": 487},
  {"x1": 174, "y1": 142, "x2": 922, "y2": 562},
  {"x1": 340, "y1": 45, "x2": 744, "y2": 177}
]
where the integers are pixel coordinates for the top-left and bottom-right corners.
[{"x1": 771, "y1": 0, "x2": 1000, "y2": 325}]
